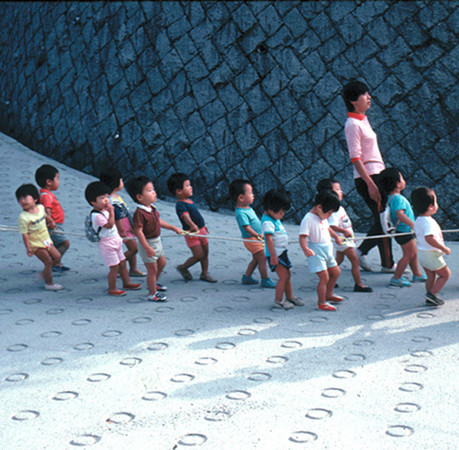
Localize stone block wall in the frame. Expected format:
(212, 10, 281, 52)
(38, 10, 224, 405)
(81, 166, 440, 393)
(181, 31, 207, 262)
(0, 1, 457, 233)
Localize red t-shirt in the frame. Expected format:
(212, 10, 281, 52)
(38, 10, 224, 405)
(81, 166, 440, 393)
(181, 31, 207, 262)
(39, 189, 65, 224)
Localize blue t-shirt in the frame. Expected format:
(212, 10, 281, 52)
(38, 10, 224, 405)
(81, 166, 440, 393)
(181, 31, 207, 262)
(235, 207, 261, 238)
(389, 194, 414, 233)
(261, 213, 288, 258)
(176, 200, 205, 230)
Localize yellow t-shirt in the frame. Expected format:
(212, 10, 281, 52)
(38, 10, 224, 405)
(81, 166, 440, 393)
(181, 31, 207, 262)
(18, 204, 52, 250)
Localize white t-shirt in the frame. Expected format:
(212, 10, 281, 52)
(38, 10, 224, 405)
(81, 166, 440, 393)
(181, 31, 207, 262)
(414, 216, 444, 252)
(299, 212, 331, 244)
(92, 210, 119, 239)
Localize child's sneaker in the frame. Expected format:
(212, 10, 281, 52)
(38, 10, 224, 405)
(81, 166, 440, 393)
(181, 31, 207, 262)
(318, 302, 336, 311)
(273, 299, 294, 310)
(148, 292, 168, 302)
(412, 274, 428, 283)
(109, 289, 126, 296)
(123, 283, 141, 290)
(287, 296, 304, 306)
(425, 291, 444, 306)
(242, 274, 258, 285)
(129, 270, 146, 277)
(390, 276, 412, 287)
(44, 283, 63, 291)
(260, 278, 276, 288)
(356, 249, 373, 272)
(176, 265, 192, 281)
(53, 265, 70, 273)
(156, 283, 168, 292)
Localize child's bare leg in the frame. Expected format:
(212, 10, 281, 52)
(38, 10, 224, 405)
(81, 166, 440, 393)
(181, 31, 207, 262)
(254, 251, 268, 279)
(124, 239, 139, 273)
(274, 264, 290, 302)
(156, 255, 166, 283)
(316, 270, 329, 306)
(119, 259, 133, 287)
(145, 262, 158, 295)
(245, 256, 258, 277)
(326, 265, 341, 297)
(344, 248, 366, 287)
(335, 251, 344, 266)
(407, 248, 422, 277)
(180, 244, 201, 270)
(35, 248, 54, 284)
(394, 241, 417, 279)
(424, 268, 435, 293)
(108, 264, 119, 292)
(200, 243, 209, 276)
(430, 266, 450, 295)
(57, 240, 70, 257)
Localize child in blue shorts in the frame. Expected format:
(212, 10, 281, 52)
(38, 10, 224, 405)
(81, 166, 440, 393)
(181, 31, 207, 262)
(261, 189, 303, 310)
(299, 190, 342, 311)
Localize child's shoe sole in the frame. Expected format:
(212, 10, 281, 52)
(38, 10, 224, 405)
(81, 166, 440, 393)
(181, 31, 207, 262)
(109, 290, 126, 296)
(318, 302, 336, 311)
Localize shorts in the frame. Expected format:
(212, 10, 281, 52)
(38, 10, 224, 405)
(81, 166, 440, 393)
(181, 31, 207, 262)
(307, 242, 337, 273)
(333, 238, 355, 253)
(267, 250, 292, 272)
(243, 237, 264, 255)
(184, 226, 208, 248)
(418, 250, 447, 272)
(119, 217, 136, 241)
(98, 235, 126, 267)
(49, 224, 68, 247)
(138, 236, 164, 264)
(395, 234, 414, 246)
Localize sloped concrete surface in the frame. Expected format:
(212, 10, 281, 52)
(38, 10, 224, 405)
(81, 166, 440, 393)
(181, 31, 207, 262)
(0, 132, 458, 449)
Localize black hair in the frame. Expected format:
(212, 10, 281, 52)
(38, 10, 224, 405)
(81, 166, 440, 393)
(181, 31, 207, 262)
(167, 173, 189, 195)
(100, 166, 122, 193)
(380, 167, 402, 195)
(125, 176, 152, 203)
(342, 80, 369, 112)
(262, 189, 291, 213)
(229, 179, 251, 203)
(84, 181, 110, 205)
(313, 190, 340, 213)
(15, 184, 39, 202)
(316, 178, 339, 192)
(35, 164, 58, 188)
(411, 187, 436, 216)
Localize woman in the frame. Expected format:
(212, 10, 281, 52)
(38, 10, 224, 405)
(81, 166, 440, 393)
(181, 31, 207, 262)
(342, 80, 394, 272)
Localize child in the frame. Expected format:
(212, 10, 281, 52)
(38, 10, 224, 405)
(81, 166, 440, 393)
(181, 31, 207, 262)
(35, 164, 70, 272)
(261, 189, 303, 310)
(411, 187, 451, 306)
(100, 167, 145, 277)
(16, 184, 63, 290)
(229, 179, 275, 288)
(84, 181, 141, 296)
(317, 178, 372, 293)
(126, 176, 182, 302)
(167, 173, 217, 283)
(380, 168, 426, 287)
(299, 190, 342, 311)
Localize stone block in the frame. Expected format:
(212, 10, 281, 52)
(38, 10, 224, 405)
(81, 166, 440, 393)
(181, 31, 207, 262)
(200, 97, 227, 127)
(399, 20, 429, 47)
(167, 16, 191, 43)
(209, 117, 235, 149)
(160, 1, 185, 26)
(252, 106, 282, 137)
(192, 78, 217, 108)
(257, 5, 283, 36)
(158, 107, 181, 139)
(314, 72, 342, 105)
(183, 111, 206, 143)
(234, 121, 259, 154)
(354, 1, 389, 25)
(283, 7, 309, 39)
(233, 63, 259, 94)
(214, 143, 244, 171)
(216, 82, 243, 113)
(207, 2, 229, 28)
(189, 19, 214, 50)
(174, 33, 198, 65)
(129, 81, 152, 111)
(214, 20, 238, 53)
(346, 34, 380, 66)
(412, 44, 444, 69)
(328, 2, 356, 22)
(245, 144, 272, 179)
(238, 24, 267, 55)
(185, 55, 210, 84)
(244, 84, 272, 115)
(232, 3, 257, 33)
(310, 11, 335, 42)
(366, 16, 394, 48)
(262, 66, 288, 97)
(275, 47, 302, 79)
(224, 45, 249, 74)
(384, 2, 418, 28)
(145, 66, 167, 95)
(301, 52, 326, 81)
(198, 40, 221, 71)
(186, 1, 205, 27)
(337, 13, 362, 45)
(265, 25, 293, 51)
(271, 151, 305, 183)
(175, 96, 197, 121)
(274, 88, 300, 121)
(168, 70, 191, 103)
(373, 75, 403, 107)
(310, 113, 342, 148)
(190, 135, 216, 164)
(291, 29, 321, 54)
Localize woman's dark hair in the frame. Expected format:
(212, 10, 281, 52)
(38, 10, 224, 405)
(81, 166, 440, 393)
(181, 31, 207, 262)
(342, 80, 369, 112)
(16, 184, 39, 201)
(262, 189, 291, 213)
(229, 179, 251, 203)
(84, 181, 110, 205)
(167, 173, 189, 195)
(411, 187, 436, 216)
(100, 166, 123, 193)
(313, 190, 340, 213)
(126, 176, 152, 203)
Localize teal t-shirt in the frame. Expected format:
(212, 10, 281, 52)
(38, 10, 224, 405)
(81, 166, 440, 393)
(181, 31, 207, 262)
(389, 194, 414, 233)
(235, 207, 261, 238)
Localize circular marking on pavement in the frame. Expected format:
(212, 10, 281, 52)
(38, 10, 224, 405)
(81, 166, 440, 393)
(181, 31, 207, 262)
(15, 319, 34, 325)
(127, 297, 143, 304)
(214, 306, 233, 312)
(233, 296, 250, 303)
(87, 373, 111, 382)
(380, 293, 396, 299)
(132, 316, 151, 324)
(215, 342, 235, 350)
(0, 308, 13, 314)
(306, 408, 333, 420)
(23, 298, 42, 304)
(52, 391, 79, 401)
(142, 391, 167, 401)
(20, 269, 36, 275)
(171, 373, 195, 383)
(386, 425, 414, 437)
(289, 431, 318, 443)
(73, 342, 94, 351)
(310, 316, 329, 323)
(69, 434, 101, 446)
(195, 357, 217, 365)
(215, 264, 228, 269)
(72, 319, 91, 326)
(367, 314, 384, 320)
(180, 296, 198, 302)
(120, 357, 142, 367)
(404, 364, 427, 373)
(203, 288, 219, 293)
(5, 372, 29, 382)
(394, 403, 421, 413)
(266, 355, 288, 364)
(46, 308, 65, 315)
(226, 390, 251, 400)
(147, 342, 168, 351)
(223, 280, 238, 285)
(333, 369, 356, 379)
(247, 372, 272, 381)
(353, 339, 374, 347)
(281, 340, 302, 349)
(107, 412, 135, 424)
(177, 433, 207, 446)
(238, 328, 257, 336)
(253, 317, 273, 324)
(205, 410, 230, 422)
(6, 288, 22, 294)
(101, 330, 122, 338)
(41, 357, 63, 366)
(82, 278, 98, 284)
(7, 343, 28, 352)
(410, 350, 433, 358)
(322, 388, 346, 398)
(41, 331, 62, 338)
(11, 410, 40, 421)
(375, 303, 391, 310)
(75, 297, 93, 304)
(344, 353, 366, 361)
(410, 336, 432, 343)
(175, 329, 195, 337)
(156, 306, 174, 313)
(417, 312, 435, 319)
(399, 382, 423, 392)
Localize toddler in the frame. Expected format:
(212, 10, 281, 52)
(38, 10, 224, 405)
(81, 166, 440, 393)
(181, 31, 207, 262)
(411, 187, 451, 306)
(16, 184, 63, 290)
(299, 190, 342, 311)
(84, 181, 141, 296)
(317, 178, 372, 293)
(261, 189, 303, 310)
(229, 179, 275, 288)
(167, 173, 217, 283)
(35, 164, 70, 272)
(126, 176, 181, 302)
(380, 168, 426, 287)
(100, 167, 145, 277)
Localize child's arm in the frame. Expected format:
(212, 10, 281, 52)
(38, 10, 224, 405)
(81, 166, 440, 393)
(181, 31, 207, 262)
(21, 234, 33, 257)
(264, 234, 278, 265)
(44, 207, 56, 229)
(395, 209, 414, 230)
(100, 204, 116, 229)
(134, 225, 156, 257)
(424, 235, 451, 255)
(330, 224, 352, 238)
(181, 213, 199, 233)
(243, 225, 263, 240)
(329, 227, 343, 245)
(299, 234, 315, 257)
(160, 219, 182, 234)
(115, 218, 127, 237)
